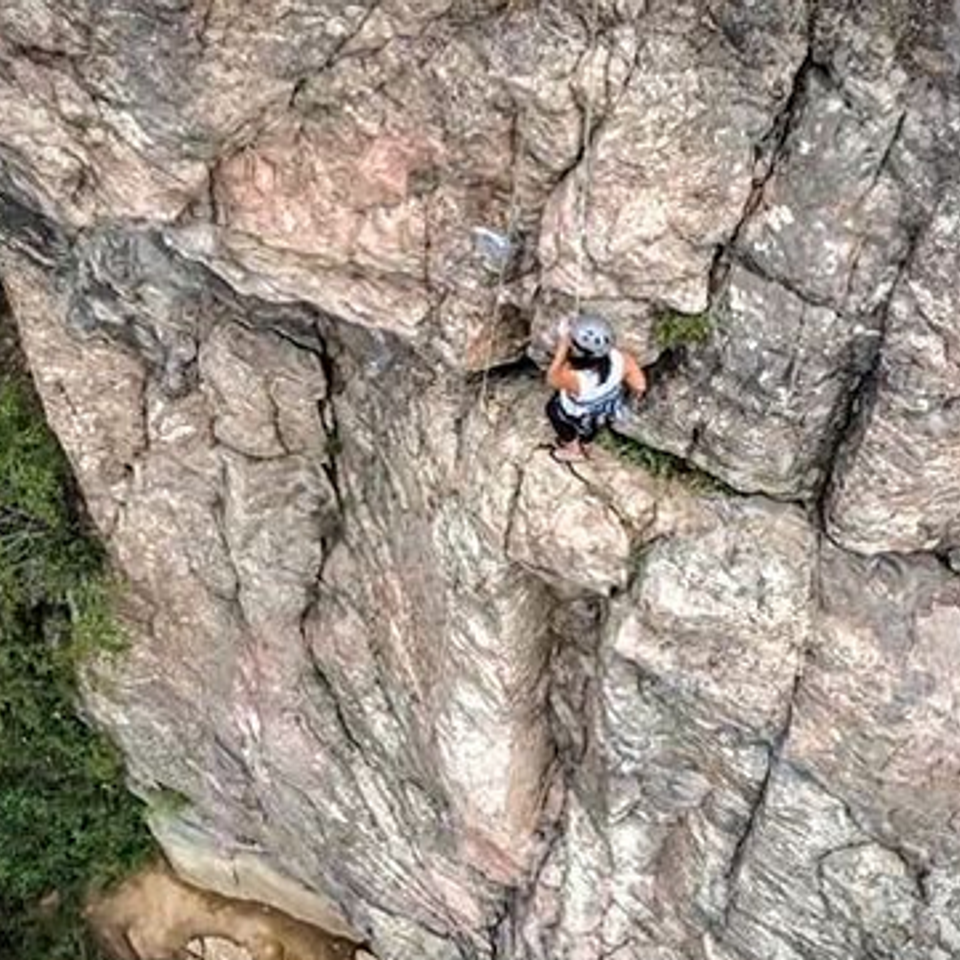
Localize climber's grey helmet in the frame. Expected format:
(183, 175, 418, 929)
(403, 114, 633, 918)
(571, 314, 614, 357)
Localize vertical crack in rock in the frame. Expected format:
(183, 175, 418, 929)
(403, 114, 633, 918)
(470, 552, 615, 958)
(709, 44, 815, 299)
(306, 653, 366, 759)
(510, 592, 613, 958)
(193, 0, 215, 53)
(207, 481, 242, 606)
(540, 13, 641, 210)
(491, 793, 568, 959)
(721, 522, 825, 926)
(294, 320, 347, 660)
(313, 320, 348, 562)
(192, 158, 221, 228)
(834, 103, 907, 310)
(797, 530, 934, 905)
(864, 109, 908, 200)
(721, 666, 802, 925)
(214, 457, 254, 635)
(501, 461, 527, 555)
(813, 216, 927, 529)
(288, 0, 384, 109)
(706, 0, 827, 305)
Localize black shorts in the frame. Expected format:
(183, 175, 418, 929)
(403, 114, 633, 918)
(546, 393, 602, 444)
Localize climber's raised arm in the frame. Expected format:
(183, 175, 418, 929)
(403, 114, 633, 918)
(546, 328, 580, 395)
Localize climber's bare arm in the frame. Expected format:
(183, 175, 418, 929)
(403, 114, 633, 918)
(547, 334, 580, 394)
(623, 353, 647, 396)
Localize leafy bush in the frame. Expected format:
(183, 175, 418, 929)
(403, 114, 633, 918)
(0, 378, 154, 959)
(652, 309, 712, 350)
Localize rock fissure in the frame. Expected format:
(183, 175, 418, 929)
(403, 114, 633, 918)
(3, 39, 82, 68)
(721, 653, 806, 925)
(539, 24, 629, 227)
(729, 249, 838, 312)
(708, 44, 815, 299)
(206, 485, 242, 604)
(192, 0, 216, 54)
(288, 1, 385, 111)
(865, 110, 908, 201)
(305, 654, 367, 761)
(501, 461, 527, 555)
(815, 214, 929, 529)
(315, 331, 348, 524)
(215, 465, 257, 637)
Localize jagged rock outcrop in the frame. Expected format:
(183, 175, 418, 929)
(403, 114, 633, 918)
(2, 2, 960, 959)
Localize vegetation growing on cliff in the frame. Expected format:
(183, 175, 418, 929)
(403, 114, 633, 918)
(599, 430, 732, 495)
(652, 308, 712, 350)
(0, 378, 154, 959)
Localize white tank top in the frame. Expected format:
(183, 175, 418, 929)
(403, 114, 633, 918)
(560, 349, 625, 416)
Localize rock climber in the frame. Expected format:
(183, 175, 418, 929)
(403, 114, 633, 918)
(545, 314, 647, 462)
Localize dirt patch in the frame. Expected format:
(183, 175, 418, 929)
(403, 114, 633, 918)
(86, 862, 363, 960)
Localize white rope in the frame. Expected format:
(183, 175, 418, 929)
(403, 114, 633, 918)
(454, 7, 534, 492)
(573, 0, 601, 317)
(475, 0, 602, 420)
(477, 109, 525, 412)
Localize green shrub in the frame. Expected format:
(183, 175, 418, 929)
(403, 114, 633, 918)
(0, 378, 154, 959)
(652, 309, 712, 350)
(598, 430, 732, 495)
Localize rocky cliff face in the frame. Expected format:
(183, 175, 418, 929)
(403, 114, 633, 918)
(2, 2, 960, 958)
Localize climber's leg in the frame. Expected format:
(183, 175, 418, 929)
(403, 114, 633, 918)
(578, 416, 601, 459)
(546, 396, 586, 462)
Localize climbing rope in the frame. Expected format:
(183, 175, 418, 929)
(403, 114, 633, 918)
(452, 10, 533, 494)
(466, 0, 603, 432)
(476, 108, 526, 413)
(573, 0, 601, 317)
(477, 0, 603, 403)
